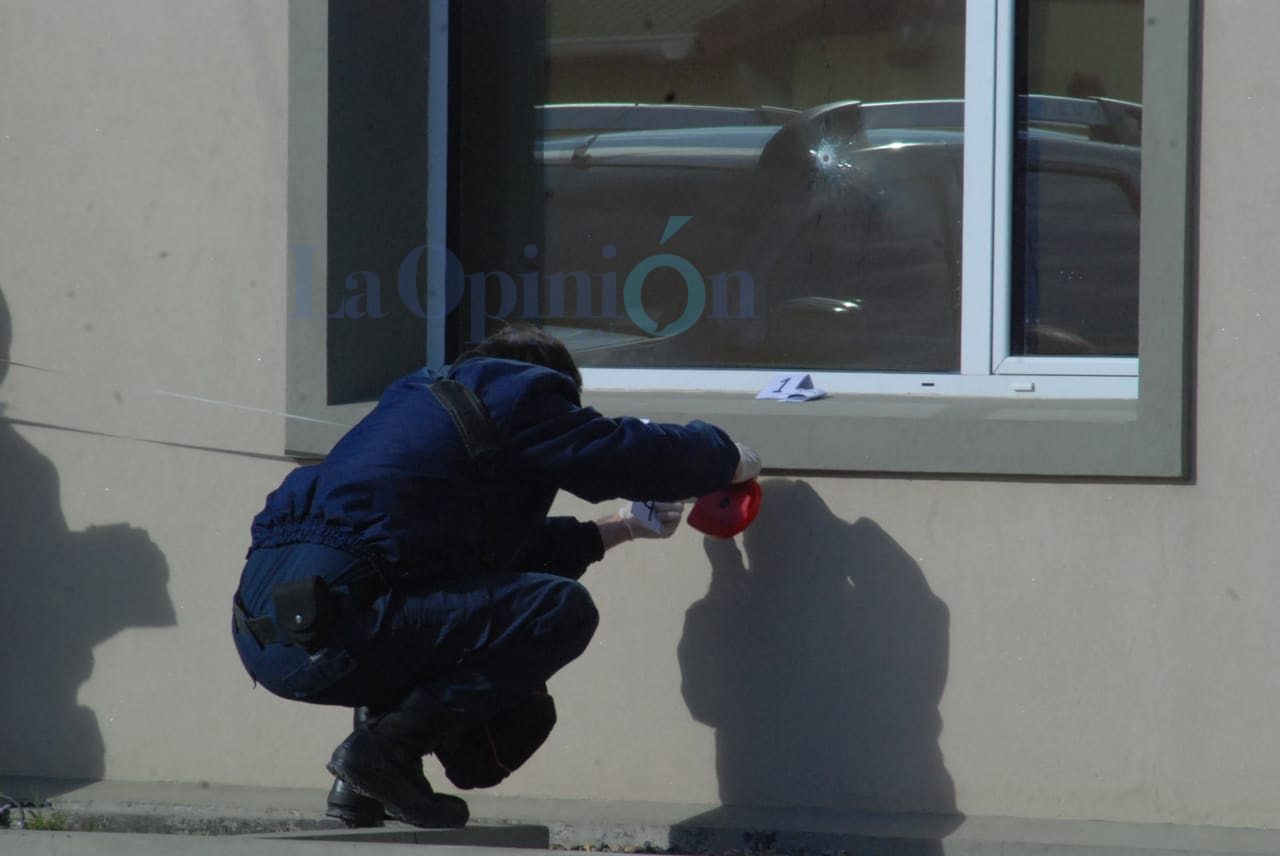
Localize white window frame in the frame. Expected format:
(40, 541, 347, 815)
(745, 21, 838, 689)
(531, 0, 1137, 401)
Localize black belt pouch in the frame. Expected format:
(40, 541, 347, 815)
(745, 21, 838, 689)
(272, 576, 338, 651)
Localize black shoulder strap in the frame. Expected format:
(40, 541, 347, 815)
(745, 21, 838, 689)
(429, 378, 501, 572)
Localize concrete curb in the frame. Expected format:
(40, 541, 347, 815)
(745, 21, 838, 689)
(1, 829, 557, 856)
(6, 777, 1280, 855)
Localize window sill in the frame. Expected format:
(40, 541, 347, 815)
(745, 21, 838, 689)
(582, 388, 1186, 478)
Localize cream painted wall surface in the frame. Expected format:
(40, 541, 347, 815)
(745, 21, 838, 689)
(4, 0, 1280, 837)
(0, 1, 355, 790)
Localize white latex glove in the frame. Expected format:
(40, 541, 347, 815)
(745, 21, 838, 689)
(620, 500, 685, 540)
(731, 442, 762, 483)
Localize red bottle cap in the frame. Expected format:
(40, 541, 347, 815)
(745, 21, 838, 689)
(688, 479, 763, 538)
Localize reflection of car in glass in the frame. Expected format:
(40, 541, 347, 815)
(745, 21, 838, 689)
(535, 96, 1141, 371)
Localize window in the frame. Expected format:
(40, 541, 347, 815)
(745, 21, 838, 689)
(537, 1, 971, 384)
(286, 0, 1198, 477)
(285, 0, 543, 455)
(284, 0, 449, 454)
(1012, 170, 1141, 357)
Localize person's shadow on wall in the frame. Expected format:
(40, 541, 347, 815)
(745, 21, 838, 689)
(674, 479, 961, 854)
(0, 288, 176, 796)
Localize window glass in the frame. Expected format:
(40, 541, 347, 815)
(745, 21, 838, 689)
(324, 0, 432, 404)
(1012, 0, 1144, 357)
(537, 0, 967, 371)
(1015, 170, 1140, 355)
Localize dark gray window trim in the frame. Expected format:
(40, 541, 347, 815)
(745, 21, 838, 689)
(285, 0, 447, 458)
(285, 0, 341, 458)
(285, 0, 1198, 478)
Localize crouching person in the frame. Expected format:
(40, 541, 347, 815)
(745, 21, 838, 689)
(231, 325, 762, 828)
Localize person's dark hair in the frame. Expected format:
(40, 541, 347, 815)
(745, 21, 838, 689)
(457, 323, 582, 389)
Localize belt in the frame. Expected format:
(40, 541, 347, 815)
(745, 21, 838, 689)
(233, 569, 391, 649)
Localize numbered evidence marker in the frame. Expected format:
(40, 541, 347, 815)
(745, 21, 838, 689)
(755, 373, 828, 402)
(628, 499, 668, 535)
(628, 418, 669, 534)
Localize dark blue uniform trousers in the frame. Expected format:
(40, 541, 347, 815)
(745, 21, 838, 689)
(233, 544, 599, 724)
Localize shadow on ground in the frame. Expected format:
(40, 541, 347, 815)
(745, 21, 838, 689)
(0, 287, 175, 799)
(673, 479, 962, 854)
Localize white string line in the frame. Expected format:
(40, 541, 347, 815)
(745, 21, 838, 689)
(150, 390, 354, 427)
(3, 414, 303, 463)
(1, 357, 356, 429)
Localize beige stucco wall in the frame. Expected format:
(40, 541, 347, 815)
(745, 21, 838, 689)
(3, 0, 1280, 834)
(0, 0, 342, 783)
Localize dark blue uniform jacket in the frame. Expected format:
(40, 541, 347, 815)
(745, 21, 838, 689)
(246, 357, 739, 586)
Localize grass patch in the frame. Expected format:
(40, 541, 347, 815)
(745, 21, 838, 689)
(23, 810, 67, 831)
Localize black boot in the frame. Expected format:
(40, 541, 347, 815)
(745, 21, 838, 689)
(325, 708, 387, 828)
(326, 778, 386, 828)
(326, 690, 469, 829)
(325, 706, 384, 824)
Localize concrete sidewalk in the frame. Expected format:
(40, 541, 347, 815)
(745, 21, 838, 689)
(7, 777, 1280, 855)
(1, 829, 557, 856)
